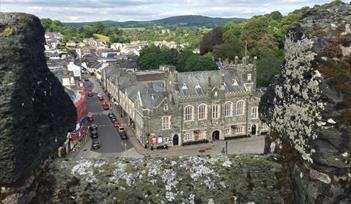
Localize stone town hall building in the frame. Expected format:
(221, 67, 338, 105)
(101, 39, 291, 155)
(101, 57, 269, 147)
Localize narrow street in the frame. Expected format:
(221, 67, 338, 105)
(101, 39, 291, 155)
(73, 75, 135, 159)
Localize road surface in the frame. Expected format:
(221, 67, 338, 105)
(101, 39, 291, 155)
(74, 77, 133, 158)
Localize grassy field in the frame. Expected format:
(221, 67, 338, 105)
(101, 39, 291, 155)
(93, 34, 110, 43)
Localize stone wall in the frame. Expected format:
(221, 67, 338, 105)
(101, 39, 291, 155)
(260, 2, 351, 203)
(31, 155, 293, 204)
(0, 13, 76, 185)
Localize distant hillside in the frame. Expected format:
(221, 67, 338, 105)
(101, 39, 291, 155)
(65, 15, 244, 28)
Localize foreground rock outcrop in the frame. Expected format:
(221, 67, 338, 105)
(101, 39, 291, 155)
(260, 1, 351, 203)
(32, 155, 292, 204)
(0, 12, 76, 187)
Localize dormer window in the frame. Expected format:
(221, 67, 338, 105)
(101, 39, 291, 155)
(247, 73, 252, 81)
(233, 79, 238, 86)
(181, 83, 188, 90)
(164, 104, 168, 111)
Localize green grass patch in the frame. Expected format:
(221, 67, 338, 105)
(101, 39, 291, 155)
(93, 34, 110, 44)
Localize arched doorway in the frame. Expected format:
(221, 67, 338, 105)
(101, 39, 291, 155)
(251, 125, 257, 135)
(212, 131, 220, 141)
(173, 135, 179, 146)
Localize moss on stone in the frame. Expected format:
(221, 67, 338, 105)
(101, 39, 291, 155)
(2, 26, 13, 36)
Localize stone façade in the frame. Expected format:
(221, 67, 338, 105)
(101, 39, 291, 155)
(102, 60, 269, 148)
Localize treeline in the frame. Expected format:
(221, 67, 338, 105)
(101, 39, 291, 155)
(199, 8, 309, 87)
(122, 27, 205, 49)
(41, 19, 128, 44)
(137, 45, 217, 72)
(41, 19, 203, 48)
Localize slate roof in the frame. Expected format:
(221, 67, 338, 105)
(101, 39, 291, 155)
(109, 68, 249, 109)
(177, 70, 245, 97)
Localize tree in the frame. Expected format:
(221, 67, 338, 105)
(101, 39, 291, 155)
(137, 45, 217, 72)
(200, 27, 223, 54)
(256, 55, 283, 87)
(268, 11, 283, 21)
(199, 6, 310, 87)
(240, 16, 270, 56)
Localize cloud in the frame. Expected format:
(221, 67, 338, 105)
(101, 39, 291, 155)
(1, 0, 349, 22)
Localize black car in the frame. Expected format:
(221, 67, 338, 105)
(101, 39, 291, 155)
(120, 132, 128, 140)
(90, 129, 98, 139)
(89, 124, 98, 131)
(108, 113, 116, 119)
(119, 127, 128, 140)
(91, 140, 101, 150)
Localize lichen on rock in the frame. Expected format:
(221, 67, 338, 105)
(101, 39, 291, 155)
(31, 155, 293, 204)
(260, 1, 351, 203)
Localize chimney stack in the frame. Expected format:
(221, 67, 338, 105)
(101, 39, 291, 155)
(220, 74, 225, 90)
(242, 56, 247, 65)
(208, 76, 212, 91)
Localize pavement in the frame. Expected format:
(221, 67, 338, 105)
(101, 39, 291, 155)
(72, 74, 266, 159)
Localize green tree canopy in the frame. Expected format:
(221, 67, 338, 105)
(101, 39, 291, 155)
(137, 45, 217, 72)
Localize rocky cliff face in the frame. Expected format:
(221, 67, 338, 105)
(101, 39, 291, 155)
(0, 13, 76, 186)
(260, 2, 351, 203)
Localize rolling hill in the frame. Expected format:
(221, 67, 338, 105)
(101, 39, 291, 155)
(65, 15, 244, 28)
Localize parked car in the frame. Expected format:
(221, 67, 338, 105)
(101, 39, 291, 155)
(118, 126, 128, 140)
(101, 101, 109, 110)
(89, 124, 98, 131)
(113, 120, 120, 128)
(91, 140, 101, 150)
(90, 130, 98, 139)
(108, 112, 116, 119)
(108, 113, 117, 122)
(88, 92, 93, 97)
(87, 114, 94, 122)
(97, 94, 104, 101)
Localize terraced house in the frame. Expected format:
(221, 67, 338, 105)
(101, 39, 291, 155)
(102, 57, 269, 148)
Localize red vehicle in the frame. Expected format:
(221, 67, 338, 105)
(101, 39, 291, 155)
(113, 120, 120, 128)
(101, 101, 109, 110)
(97, 94, 104, 101)
(88, 92, 93, 97)
(87, 114, 94, 122)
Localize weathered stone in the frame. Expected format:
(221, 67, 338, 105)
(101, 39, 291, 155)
(0, 13, 76, 185)
(31, 155, 293, 204)
(260, 1, 351, 203)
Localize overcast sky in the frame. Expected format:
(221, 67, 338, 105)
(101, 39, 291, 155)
(0, 0, 349, 22)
